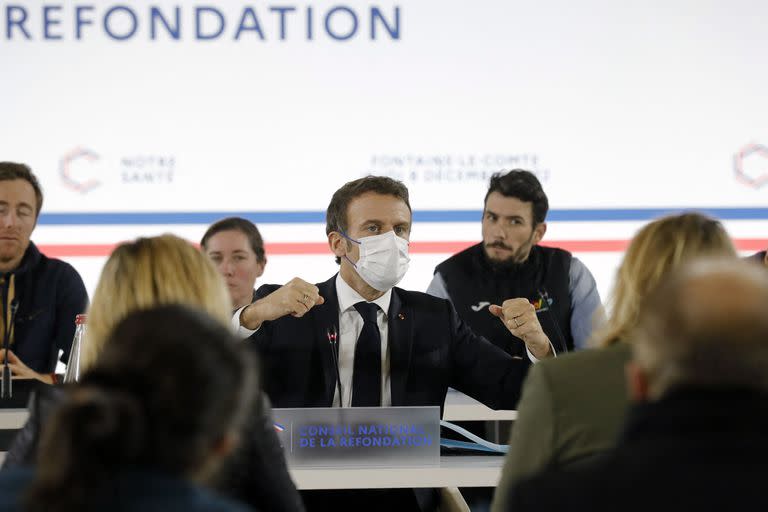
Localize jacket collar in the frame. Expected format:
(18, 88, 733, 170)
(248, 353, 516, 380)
(11, 241, 41, 276)
(335, 274, 392, 315)
(312, 275, 343, 406)
(387, 286, 413, 406)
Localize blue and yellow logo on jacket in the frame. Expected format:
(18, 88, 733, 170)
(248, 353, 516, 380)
(530, 293, 553, 313)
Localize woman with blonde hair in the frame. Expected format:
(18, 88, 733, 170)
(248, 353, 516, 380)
(3, 235, 304, 512)
(492, 212, 737, 512)
(592, 213, 736, 349)
(83, 234, 232, 367)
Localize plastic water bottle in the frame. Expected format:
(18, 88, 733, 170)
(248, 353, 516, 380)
(63, 314, 87, 384)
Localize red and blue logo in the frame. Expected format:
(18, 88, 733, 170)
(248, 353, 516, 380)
(59, 146, 101, 194)
(734, 143, 768, 189)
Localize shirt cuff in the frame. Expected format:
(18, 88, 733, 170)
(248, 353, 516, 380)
(232, 305, 258, 339)
(527, 341, 557, 363)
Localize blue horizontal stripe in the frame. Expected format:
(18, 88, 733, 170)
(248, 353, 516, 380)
(36, 208, 768, 225)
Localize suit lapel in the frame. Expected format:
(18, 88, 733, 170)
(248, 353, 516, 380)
(312, 275, 340, 406)
(388, 288, 413, 406)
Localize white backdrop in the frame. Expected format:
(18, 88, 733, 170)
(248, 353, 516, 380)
(1, 0, 767, 305)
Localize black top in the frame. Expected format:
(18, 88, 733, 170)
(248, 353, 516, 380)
(435, 243, 574, 354)
(505, 388, 768, 512)
(9, 242, 88, 372)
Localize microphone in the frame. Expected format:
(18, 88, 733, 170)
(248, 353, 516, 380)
(9, 299, 18, 338)
(326, 325, 343, 405)
(1, 275, 14, 399)
(538, 289, 569, 354)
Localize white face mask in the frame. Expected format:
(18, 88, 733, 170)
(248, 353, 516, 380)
(342, 230, 410, 292)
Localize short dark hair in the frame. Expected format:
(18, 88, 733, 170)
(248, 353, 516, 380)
(485, 169, 548, 225)
(325, 175, 411, 235)
(0, 161, 44, 216)
(200, 217, 266, 263)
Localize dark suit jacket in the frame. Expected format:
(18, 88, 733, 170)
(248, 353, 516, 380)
(251, 275, 529, 413)
(13, 242, 88, 373)
(502, 388, 768, 512)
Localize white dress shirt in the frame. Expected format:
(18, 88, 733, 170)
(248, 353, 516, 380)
(231, 274, 392, 407)
(334, 274, 392, 407)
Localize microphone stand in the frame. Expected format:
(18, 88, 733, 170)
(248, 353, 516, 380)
(326, 325, 342, 405)
(1, 274, 12, 399)
(538, 289, 569, 354)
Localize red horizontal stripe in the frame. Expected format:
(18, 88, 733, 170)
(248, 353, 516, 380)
(39, 244, 118, 256)
(37, 239, 767, 258)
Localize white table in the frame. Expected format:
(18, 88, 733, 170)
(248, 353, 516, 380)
(442, 390, 517, 421)
(289, 455, 504, 489)
(0, 409, 30, 465)
(1, 392, 513, 426)
(0, 452, 505, 490)
(1, 440, 504, 488)
(0, 409, 29, 430)
(285, 392, 513, 490)
(0, 393, 516, 475)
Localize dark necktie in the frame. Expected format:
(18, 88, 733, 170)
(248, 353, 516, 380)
(351, 301, 382, 407)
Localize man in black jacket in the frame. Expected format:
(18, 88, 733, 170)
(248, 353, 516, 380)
(0, 162, 88, 382)
(233, 175, 550, 410)
(503, 258, 768, 512)
(233, 176, 551, 511)
(428, 169, 603, 357)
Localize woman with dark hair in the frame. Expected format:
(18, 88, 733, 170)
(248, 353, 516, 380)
(0, 305, 257, 511)
(201, 217, 267, 310)
(2, 235, 305, 512)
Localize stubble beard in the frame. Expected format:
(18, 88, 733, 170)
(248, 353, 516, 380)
(483, 235, 535, 273)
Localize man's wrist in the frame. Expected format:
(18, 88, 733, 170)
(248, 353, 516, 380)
(528, 336, 553, 359)
(33, 372, 56, 385)
(240, 301, 265, 330)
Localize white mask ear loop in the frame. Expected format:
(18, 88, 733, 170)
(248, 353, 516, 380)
(338, 230, 361, 268)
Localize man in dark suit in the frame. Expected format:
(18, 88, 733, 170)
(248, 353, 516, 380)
(232, 176, 553, 511)
(501, 258, 768, 512)
(233, 175, 551, 410)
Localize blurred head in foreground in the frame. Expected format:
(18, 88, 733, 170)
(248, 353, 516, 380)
(629, 258, 768, 401)
(594, 212, 736, 347)
(27, 305, 257, 511)
(84, 234, 232, 369)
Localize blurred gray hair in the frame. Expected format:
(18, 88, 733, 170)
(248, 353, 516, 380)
(632, 257, 768, 399)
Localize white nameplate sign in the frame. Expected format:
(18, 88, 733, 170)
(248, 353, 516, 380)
(272, 406, 440, 468)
